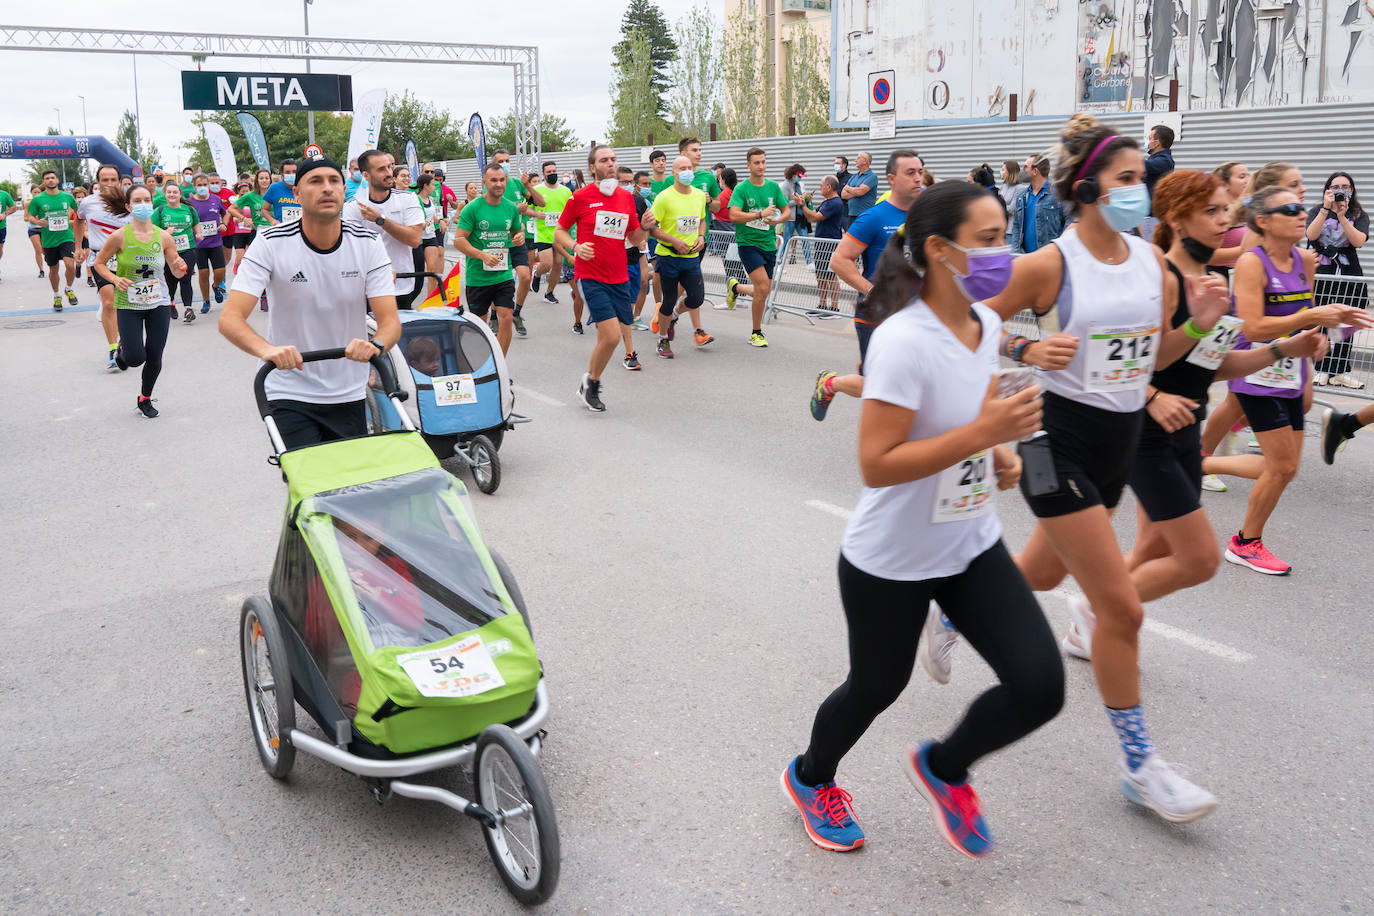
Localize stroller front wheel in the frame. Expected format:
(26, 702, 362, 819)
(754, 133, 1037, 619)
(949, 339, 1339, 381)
(474, 724, 560, 905)
(468, 434, 501, 494)
(239, 596, 296, 779)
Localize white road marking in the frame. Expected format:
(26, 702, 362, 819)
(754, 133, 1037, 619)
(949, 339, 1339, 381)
(512, 384, 564, 408)
(803, 499, 852, 520)
(803, 503, 1253, 662)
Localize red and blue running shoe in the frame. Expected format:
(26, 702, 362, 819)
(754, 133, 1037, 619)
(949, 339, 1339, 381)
(904, 742, 993, 858)
(780, 756, 865, 852)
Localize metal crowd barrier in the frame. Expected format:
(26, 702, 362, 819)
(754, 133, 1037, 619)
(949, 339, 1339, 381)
(1311, 273, 1372, 398)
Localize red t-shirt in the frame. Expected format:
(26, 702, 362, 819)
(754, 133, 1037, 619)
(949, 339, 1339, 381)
(215, 188, 238, 236)
(713, 188, 733, 226)
(558, 185, 640, 285)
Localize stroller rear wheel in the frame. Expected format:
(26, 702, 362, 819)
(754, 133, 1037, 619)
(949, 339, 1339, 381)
(468, 434, 501, 494)
(240, 596, 296, 779)
(474, 725, 560, 905)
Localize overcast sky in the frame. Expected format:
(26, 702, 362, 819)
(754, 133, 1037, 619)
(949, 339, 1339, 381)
(1, 0, 706, 184)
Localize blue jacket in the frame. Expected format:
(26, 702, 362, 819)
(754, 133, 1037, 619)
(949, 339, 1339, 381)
(1008, 183, 1067, 254)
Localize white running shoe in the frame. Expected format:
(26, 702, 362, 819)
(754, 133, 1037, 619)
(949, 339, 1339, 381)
(1247, 430, 1261, 451)
(1200, 474, 1227, 492)
(917, 603, 958, 685)
(1062, 595, 1095, 661)
(1331, 374, 1366, 390)
(1119, 754, 1219, 823)
(1313, 371, 1329, 386)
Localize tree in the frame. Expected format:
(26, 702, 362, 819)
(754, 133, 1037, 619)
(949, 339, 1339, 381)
(24, 127, 91, 187)
(613, 0, 678, 121)
(667, 3, 722, 139)
(720, 5, 772, 139)
(114, 109, 163, 174)
(378, 91, 474, 163)
(485, 110, 581, 155)
(0, 179, 19, 201)
(781, 22, 831, 136)
(607, 30, 668, 146)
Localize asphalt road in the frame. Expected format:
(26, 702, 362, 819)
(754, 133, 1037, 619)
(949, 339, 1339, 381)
(2, 222, 1371, 914)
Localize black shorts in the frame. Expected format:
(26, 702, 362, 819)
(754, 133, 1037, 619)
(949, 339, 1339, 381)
(28, 225, 42, 238)
(1019, 392, 1144, 518)
(535, 242, 555, 252)
(1129, 413, 1205, 522)
(42, 241, 75, 266)
(224, 232, 254, 250)
(510, 242, 530, 270)
(269, 398, 366, 450)
(1235, 391, 1305, 433)
(419, 235, 441, 250)
(94, 270, 114, 292)
(191, 246, 226, 271)
(466, 280, 516, 317)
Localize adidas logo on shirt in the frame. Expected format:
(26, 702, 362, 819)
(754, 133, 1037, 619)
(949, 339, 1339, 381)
(290, 270, 308, 283)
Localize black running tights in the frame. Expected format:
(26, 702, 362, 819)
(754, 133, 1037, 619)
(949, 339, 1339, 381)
(117, 305, 171, 397)
(800, 542, 1064, 786)
(164, 264, 192, 309)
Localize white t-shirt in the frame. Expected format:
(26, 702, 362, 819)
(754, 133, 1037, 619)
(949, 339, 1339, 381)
(77, 195, 130, 252)
(231, 220, 393, 405)
(341, 190, 425, 295)
(841, 300, 1004, 581)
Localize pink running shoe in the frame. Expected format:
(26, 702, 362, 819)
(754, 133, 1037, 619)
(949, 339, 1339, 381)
(1224, 536, 1291, 576)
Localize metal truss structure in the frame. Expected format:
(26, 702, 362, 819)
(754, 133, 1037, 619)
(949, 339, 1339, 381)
(0, 24, 542, 170)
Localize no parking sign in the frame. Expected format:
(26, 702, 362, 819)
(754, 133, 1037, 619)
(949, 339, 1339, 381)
(869, 70, 896, 113)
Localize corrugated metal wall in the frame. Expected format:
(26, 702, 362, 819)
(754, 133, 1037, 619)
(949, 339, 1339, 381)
(443, 102, 1373, 249)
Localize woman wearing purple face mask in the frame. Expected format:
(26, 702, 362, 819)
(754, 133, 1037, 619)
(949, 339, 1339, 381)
(781, 181, 1062, 860)
(986, 113, 1230, 825)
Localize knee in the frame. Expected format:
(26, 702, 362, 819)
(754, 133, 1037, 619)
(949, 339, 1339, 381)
(1180, 540, 1221, 586)
(658, 300, 675, 317)
(1097, 594, 1146, 635)
(1018, 661, 1066, 726)
(1019, 565, 1066, 593)
(123, 352, 147, 368)
(1267, 457, 1300, 481)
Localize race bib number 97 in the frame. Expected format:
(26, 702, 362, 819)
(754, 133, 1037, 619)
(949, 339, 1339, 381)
(594, 211, 629, 240)
(432, 373, 477, 405)
(1085, 322, 1158, 392)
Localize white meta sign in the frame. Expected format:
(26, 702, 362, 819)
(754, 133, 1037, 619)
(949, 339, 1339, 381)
(217, 76, 310, 108)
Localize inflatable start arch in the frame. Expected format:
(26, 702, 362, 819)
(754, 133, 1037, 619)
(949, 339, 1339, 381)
(0, 135, 140, 178)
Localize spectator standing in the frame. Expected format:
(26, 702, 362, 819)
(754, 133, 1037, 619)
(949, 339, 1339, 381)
(833, 155, 851, 193)
(999, 160, 1023, 208)
(1007, 153, 1066, 254)
(780, 163, 809, 265)
(1308, 171, 1369, 388)
(1144, 124, 1177, 198)
(800, 175, 845, 311)
(840, 151, 878, 229)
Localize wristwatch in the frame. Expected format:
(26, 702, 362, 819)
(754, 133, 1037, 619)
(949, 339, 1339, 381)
(373, 215, 385, 227)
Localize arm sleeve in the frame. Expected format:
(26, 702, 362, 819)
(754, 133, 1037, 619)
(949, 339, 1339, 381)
(231, 238, 273, 296)
(364, 238, 395, 297)
(860, 324, 924, 412)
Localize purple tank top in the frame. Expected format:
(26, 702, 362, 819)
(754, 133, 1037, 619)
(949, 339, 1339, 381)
(1228, 246, 1310, 399)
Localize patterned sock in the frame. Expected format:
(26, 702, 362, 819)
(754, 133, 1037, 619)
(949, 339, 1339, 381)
(822, 374, 836, 395)
(1340, 411, 1364, 437)
(1106, 705, 1155, 771)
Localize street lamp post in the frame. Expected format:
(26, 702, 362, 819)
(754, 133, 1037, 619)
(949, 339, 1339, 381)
(304, 0, 315, 145)
(77, 95, 87, 134)
(53, 107, 66, 185)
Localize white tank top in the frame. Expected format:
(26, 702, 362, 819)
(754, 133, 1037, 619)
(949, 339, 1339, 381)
(1037, 226, 1163, 413)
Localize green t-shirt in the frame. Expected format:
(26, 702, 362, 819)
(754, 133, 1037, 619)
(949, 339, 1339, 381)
(0, 190, 15, 214)
(649, 186, 708, 257)
(501, 174, 528, 209)
(532, 184, 573, 245)
(27, 191, 77, 247)
(152, 191, 166, 209)
(690, 169, 721, 201)
(649, 176, 674, 201)
(235, 191, 269, 228)
(731, 179, 788, 250)
(456, 196, 520, 287)
(153, 203, 197, 254)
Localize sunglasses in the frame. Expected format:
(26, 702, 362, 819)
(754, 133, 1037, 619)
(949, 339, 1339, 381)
(1262, 203, 1305, 217)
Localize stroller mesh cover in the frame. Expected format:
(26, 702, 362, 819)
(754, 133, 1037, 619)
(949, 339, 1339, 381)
(274, 432, 539, 753)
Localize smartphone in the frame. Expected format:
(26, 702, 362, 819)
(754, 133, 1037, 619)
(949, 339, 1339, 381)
(1018, 436, 1060, 497)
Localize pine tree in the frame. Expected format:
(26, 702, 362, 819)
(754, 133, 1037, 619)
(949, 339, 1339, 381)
(613, 0, 678, 121)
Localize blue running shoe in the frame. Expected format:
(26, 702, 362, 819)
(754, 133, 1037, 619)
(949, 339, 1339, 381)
(780, 756, 865, 852)
(214, 282, 225, 303)
(200, 300, 211, 314)
(904, 742, 993, 858)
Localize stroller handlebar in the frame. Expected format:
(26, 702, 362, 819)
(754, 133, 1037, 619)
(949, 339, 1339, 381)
(253, 348, 404, 419)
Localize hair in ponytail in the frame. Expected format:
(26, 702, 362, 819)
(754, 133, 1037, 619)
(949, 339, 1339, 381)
(863, 181, 995, 328)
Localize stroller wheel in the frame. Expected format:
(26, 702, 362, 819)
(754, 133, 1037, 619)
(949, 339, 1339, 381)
(240, 596, 296, 779)
(469, 434, 501, 495)
(475, 724, 560, 905)
(489, 549, 532, 637)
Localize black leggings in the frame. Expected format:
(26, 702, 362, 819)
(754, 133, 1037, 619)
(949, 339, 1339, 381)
(164, 264, 192, 309)
(117, 306, 172, 397)
(801, 543, 1064, 786)
(657, 260, 706, 316)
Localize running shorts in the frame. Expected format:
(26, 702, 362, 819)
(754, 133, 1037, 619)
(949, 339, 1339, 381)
(1129, 413, 1205, 522)
(738, 244, 777, 279)
(42, 241, 76, 266)
(1019, 392, 1144, 518)
(465, 279, 516, 317)
(1235, 391, 1305, 433)
(191, 246, 226, 270)
(578, 277, 633, 325)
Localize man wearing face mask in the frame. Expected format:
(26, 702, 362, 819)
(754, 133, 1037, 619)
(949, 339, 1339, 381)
(648, 155, 712, 360)
(188, 173, 230, 314)
(556, 144, 647, 411)
(345, 159, 363, 199)
(531, 160, 573, 306)
(263, 159, 301, 223)
(833, 155, 851, 192)
(490, 149, 545, 336)
(342, 149, 425, 308)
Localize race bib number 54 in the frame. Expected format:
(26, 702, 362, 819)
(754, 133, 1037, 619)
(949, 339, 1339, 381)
(396, 634, 506, 699)
(931, 450, 994, 524)
(1085, 322, 1158, 391)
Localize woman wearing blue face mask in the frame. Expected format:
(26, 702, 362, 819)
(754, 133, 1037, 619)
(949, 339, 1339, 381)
(93, 185, 189, 418)
(987, 113, 1225, 824)
(782, 182, 1062, 859)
